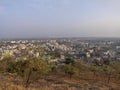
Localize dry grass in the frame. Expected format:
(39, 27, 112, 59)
(0, 72, 119, 90)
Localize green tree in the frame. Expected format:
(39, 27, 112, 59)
(112, 62, 120, 81)
(64, 58, 74, 65)
(101, 65, 112, 84)
(62, 64, 79, 78)
(24, 58, 50, 88)
(89, 65, 98, 80)
(6, 57, 51, 88)
(0, 56, 14, 72)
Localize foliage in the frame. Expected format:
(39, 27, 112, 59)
(103, 60, 110, 65)
(64, 58, 74, 65)
(89, 65, 98, 75)
(74, 61, 88, 72)
(1, 57, 51, 88)
(112, 62, 120, 80)
(0, 56, 15, 72)
(62, 64, 79, 78)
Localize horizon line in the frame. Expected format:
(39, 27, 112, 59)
(1, 36, 120, 40)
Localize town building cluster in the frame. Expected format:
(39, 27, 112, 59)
(0, 38, 120, 65)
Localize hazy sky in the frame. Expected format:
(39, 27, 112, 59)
(0, 0, 120, 38)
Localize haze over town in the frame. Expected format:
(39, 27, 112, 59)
(0, 0, 120, 39)
(1, 1, 120, 90)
